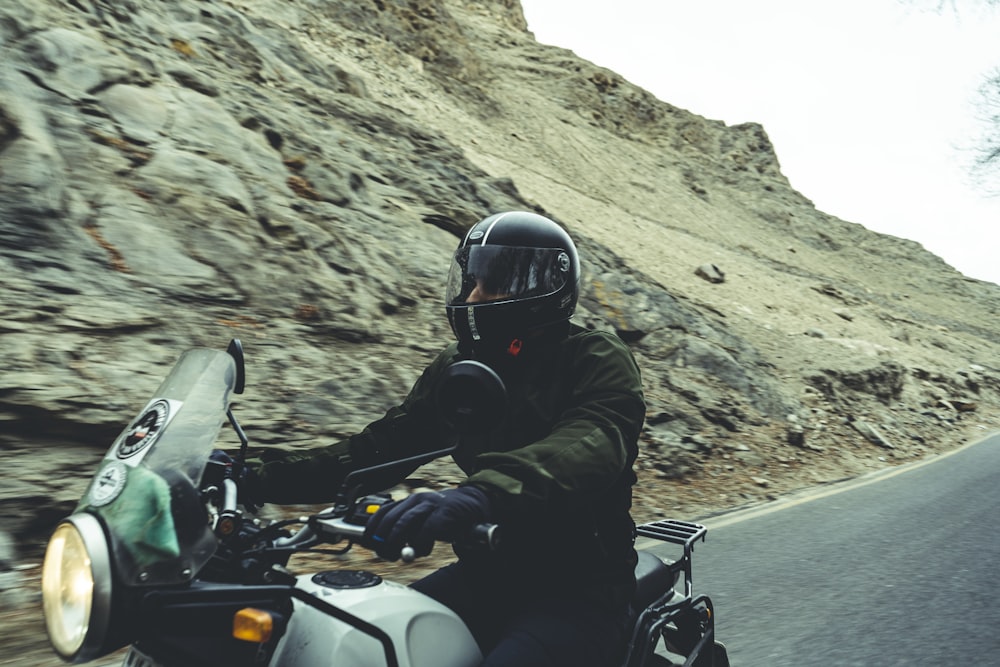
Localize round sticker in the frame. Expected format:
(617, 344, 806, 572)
(117, 400, 169, 459)
(89, 460, 128, 507)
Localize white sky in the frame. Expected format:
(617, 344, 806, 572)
(520, 0, 1000, 286)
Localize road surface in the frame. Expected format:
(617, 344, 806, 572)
(650, 432, 1000, 666)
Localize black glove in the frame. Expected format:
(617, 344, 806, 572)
(203, 449, 263, 513)
(364, 486, 492, 561)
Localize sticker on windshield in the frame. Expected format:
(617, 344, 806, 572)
(115, 399, 178, 463)
(88, 460, 128, 507)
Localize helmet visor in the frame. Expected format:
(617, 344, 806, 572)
(446, 245, 571, 306)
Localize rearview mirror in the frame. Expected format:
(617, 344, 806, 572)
(435, 360, 507, 435)
(227, 339, 246, 395)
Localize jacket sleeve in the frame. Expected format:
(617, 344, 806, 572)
(464, 331, 645, 517)
(251, 348, 458, 505)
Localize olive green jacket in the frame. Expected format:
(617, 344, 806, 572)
(254, 324, 645, 591)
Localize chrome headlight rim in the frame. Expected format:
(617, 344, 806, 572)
(42, 512, 114, 662)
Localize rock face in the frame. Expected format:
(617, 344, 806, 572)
(2, 0, 999, 575)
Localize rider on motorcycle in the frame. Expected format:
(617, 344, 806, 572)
(248, 211, 646, 666)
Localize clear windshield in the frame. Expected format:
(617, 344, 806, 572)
(77, 348, 237, 586)
(446, 245, 570, 305)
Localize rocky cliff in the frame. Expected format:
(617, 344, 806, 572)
(1, 1, 999, 655)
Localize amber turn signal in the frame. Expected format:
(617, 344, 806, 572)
(233, 607, 273, 643)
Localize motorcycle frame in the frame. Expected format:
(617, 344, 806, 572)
(128, 523, 723, 667)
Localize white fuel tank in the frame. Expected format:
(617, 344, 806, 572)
(270, 570, 482, 667)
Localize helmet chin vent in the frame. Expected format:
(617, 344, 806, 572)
(466, 306, 481, 341)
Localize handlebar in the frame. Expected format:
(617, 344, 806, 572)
(270, 512, 500, 561)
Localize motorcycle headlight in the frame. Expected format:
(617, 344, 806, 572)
(42, 513, 113, 662)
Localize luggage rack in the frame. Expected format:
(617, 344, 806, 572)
(635, 520, 708, 598)
(627, 520, 719, 666)
(637, 519, 707, 547)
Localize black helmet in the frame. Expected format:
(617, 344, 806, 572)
(445, 211, 580, 350)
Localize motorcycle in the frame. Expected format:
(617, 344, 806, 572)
(41, 339, 729, 666)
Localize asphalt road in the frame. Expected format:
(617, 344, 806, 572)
(655, 432, 1000, 667)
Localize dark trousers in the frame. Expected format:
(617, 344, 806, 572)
(412, 560, 629, 667)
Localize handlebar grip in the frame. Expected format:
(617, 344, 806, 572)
(457, 523, 500, 551)
(214, 478, 242, 539)
(222, 478, 239, 513)
(402, 523, 499, 563)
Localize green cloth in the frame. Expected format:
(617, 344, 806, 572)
(99, 465, 181, 569)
